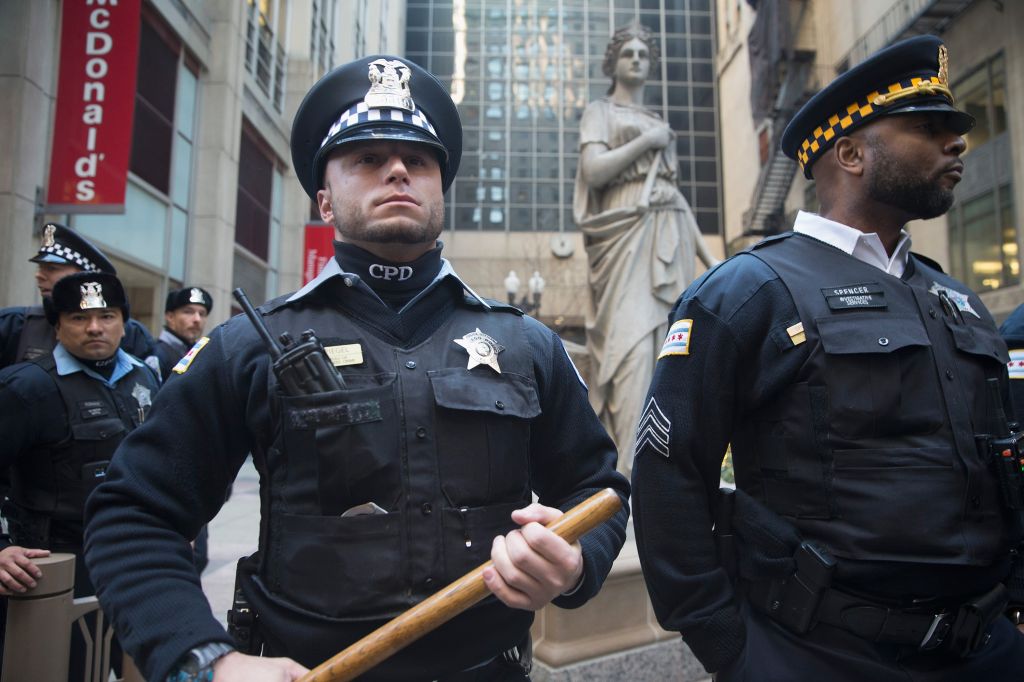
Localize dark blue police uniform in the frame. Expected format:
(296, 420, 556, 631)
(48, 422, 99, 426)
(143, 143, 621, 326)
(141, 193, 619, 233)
(632, 34, 1024, 682)
(84, 252, 629, 682)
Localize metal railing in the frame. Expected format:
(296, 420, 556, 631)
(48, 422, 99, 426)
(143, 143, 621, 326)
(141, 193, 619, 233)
(2, 554, 144, 682)
(842, 0, 974, 69)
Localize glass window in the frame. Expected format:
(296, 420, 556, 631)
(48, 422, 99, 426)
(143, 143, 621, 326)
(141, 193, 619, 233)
(244, 0, 288, 111)
(130, 21, 178, 193)
(235, 129, 275, 261)
(959, 67, 990, 150)
(233, 251, 268, 305)
(413, 0, 720, 233)
(76, 182, 168, 270)
(169, 207, 187, 281)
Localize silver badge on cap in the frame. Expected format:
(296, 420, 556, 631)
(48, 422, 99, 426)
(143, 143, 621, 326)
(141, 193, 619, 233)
(189, 288, 205, 304)
(80, 282, 107, 310)
(454, 328, 504, 374)
(43, 224, 56, 248)
(365, 59, 415, 112)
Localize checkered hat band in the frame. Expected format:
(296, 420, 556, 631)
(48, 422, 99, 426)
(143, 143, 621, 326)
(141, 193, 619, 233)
(39, 244, 97, 272)
(320, 102, 439, 148)
(797, 75, 945, 169)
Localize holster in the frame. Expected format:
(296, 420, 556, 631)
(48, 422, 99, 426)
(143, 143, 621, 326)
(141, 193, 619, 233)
(747, 541, 836, 635)
(227, 556, 263, 655)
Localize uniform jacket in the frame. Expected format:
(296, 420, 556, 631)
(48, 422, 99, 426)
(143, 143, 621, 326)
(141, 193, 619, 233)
(0, 344, 158, 554)
(633, 227, 1018, 672)
(84, 255, 629, 682)
(154, 328, 190, 381)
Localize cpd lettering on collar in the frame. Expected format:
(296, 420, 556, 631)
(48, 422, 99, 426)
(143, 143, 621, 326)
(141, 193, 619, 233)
(368, 264, 413, 281)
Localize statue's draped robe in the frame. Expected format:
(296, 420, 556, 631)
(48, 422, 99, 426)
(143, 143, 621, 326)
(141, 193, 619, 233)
(574, 98, 702, 474)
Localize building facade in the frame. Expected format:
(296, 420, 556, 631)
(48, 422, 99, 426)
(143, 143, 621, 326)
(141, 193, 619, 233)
(715, 0, 1024, 318)
(0, 0, 725, 339)
(0, 0, 403, 332)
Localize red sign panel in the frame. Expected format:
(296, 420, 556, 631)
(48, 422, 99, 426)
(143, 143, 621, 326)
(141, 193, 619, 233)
(46, 0, 142, 213)
(303, 224, 336, 285)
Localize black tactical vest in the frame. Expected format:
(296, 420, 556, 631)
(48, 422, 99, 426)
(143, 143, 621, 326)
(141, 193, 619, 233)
(251, 296, 538, 630)
(7, 355, 157, 551)
(735, 233, 1011, 565)
(14, 307, 53, 363)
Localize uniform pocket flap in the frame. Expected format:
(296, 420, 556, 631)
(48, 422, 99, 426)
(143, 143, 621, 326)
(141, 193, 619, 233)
(429, 369, 541, 419)
(70, 418, 126, 441)
(817, 314, 930, 355)
(947, 322, 1010, 364)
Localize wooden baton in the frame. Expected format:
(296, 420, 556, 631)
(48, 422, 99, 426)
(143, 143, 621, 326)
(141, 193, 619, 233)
(298, 487, 623, 682)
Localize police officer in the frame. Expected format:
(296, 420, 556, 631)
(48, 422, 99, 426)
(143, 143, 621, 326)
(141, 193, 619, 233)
(632, 36, 1024, 680)
(156, 287, 213, 381)
(84, 56, 629, 682)
(156, 286, 217, 574)
(0, 271, 158, 594)
(0, 223, 158, 370)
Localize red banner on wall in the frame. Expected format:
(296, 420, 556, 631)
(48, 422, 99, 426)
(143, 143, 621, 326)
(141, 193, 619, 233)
(303, 224, 336, 285)
(46, 0, 142, 213)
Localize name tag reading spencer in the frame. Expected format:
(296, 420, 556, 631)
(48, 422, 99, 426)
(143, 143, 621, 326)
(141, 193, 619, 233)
(821, 283, 887, 310)
(325, 343, 364, 367)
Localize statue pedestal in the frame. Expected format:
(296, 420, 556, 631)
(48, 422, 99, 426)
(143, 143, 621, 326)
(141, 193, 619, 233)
(530, 532, 707, 681)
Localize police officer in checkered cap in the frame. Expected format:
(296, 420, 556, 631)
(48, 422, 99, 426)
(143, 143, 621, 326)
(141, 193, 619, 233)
(633, 34, 1024, 680)
(85, 55, 627, 682)
(0, 223, 157, 369)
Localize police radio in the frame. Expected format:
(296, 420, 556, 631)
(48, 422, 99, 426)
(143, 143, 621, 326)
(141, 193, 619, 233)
(233, 288, 345, 395)
(983, 378, 1024, 510)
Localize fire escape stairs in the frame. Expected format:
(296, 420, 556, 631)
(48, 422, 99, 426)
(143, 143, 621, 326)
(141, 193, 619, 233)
(739, 0, 974, 245)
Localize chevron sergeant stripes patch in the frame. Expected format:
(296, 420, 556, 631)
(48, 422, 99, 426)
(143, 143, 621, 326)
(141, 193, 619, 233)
(635, 396, 671, 458)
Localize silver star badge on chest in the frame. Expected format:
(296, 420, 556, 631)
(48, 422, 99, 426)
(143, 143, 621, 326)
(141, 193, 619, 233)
(131, 383, 152, 410)
(454, 328, 504, 373)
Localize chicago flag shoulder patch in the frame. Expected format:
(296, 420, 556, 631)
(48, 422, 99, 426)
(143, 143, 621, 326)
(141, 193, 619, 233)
(658, 319, 693, 358)
(1009, 349, 1024, 380)
(635, 397, 671, 458)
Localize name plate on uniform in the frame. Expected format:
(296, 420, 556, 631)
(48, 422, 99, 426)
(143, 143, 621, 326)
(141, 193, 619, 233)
(821, 283, 887, 310)
(325, 343, 364, 367)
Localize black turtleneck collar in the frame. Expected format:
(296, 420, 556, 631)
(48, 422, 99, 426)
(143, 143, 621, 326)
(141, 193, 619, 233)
(74, 352, 119, 379)
(334, 241, 444, 309)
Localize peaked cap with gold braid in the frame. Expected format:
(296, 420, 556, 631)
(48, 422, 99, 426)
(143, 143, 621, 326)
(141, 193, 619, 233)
(781, 35, 974, 178)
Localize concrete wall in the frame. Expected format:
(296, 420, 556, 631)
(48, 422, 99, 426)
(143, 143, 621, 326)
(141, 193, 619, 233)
(0, 1, 60, 308)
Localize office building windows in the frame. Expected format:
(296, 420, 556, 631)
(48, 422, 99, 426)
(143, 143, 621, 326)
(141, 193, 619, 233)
(234, 125, 283, 304)
(949, 53, 1017, 291)
(244, 0, 289, 112)
(406, 0, 721, 234)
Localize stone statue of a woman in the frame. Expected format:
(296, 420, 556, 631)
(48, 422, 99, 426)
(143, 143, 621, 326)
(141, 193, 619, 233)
(574, 23, 718, 475)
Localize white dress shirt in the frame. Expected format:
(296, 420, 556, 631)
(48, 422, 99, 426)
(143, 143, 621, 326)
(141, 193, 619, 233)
(793, 210, 912, 278)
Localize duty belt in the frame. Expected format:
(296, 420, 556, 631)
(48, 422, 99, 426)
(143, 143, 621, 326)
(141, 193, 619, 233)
(747, 542, 1009, 658)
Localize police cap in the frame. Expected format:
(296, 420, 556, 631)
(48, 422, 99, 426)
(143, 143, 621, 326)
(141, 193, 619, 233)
(165, 286, 213, 314)
(291, 55, 462, 199)
(782, 35, 974, 178)
(29, 223, 117, 274)
(45, 271, 130, 325)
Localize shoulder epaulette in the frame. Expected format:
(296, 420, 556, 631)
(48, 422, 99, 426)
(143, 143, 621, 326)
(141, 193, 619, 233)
(464, 294, 524, 315)
(910, 252, 945, 274)
(749, 232, 795, 251)
(259, 292, 299, 315)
